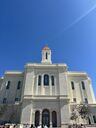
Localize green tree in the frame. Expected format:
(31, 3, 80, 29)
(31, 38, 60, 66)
(75, 103, 91, 124)
(70, 103, 90, 125)
(77, 103, 90, 120)
(70, 107, 79, 124)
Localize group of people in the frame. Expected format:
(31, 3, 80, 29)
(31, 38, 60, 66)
(0, 124, 18, 128)
(0, 124, 49, 128)
(0, 124, 95, 128)
(19, 124, 49, 128)
(3, 124, 44, 128)
(37, 125, 48, 128)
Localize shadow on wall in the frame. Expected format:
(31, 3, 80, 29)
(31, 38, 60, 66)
(0, 104, 22, 124)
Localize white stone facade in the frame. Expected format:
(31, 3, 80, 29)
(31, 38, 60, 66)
(0, 46, 96, 127)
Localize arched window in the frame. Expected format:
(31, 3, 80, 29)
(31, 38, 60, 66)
(42, 109, 50, 127)
(51, 76, 54, 86)
(52, 111, 57, 127)
(35, 111, 40, 127)
(44, 74, 49, 86)
(46, 52, 48, 59)
(38, 75, 41, 86)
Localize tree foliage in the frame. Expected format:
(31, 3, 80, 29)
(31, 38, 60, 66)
(70, 111, 78, 121)
(70, 103, 90, 124)
(70, 107, 79, 123)
(77, 103, 90, 119)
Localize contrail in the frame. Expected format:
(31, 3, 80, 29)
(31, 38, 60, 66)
(50, 4, 96, 42)
(63, 4, 96, 31)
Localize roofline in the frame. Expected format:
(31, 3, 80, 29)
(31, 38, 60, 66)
(5, 71, 23, 74)
(66, 71, 88, 77)
(25, 63, 68, 69)
(4, 71, 24, 77)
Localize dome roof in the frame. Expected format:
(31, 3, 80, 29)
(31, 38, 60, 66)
(42, 45, 51, 50)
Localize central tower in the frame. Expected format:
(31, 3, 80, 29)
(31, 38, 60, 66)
(41, 45, 52, 64)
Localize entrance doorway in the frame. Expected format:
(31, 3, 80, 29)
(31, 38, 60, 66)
(42, 109, 50, 127)
(35, 111, 40, 127)
(52, 111, 57, 127)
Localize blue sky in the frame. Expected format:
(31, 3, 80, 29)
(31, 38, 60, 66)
(0, 0, 96, 95)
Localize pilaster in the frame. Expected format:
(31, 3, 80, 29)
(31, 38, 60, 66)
(41, 74, 44, 95)
(36, 75, 38, 95)
(49, 75, 52, 95)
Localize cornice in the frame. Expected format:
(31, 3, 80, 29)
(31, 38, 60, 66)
(25, 63, 67, 69)
(4, 71, 24, 77)
(23, 95, 70, 101)
(66, 71, 88, 77)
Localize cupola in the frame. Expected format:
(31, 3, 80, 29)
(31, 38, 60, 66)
(41, 45, 52, 64)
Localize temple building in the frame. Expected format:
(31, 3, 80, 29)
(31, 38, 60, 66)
(0, 46, 96, 127)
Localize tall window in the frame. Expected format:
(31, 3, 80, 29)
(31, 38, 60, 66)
(46, 52, 48, 59)
(17, 81, 21, 89)
(82, 81, 85, 90)
(93, 115, 96, 123)
(3, 98, 7, 104)
(51, 76, 54, 86)
(71, 81, 74, 90)
(6, 81, 10, 89)
(44, 74, 49, 86)
(38, 75, 41, 86)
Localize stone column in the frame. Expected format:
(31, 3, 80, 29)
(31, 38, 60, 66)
(36, 75, 38, 95)
(30, 108, 33, 124)
(54, 76, 57, 95)
(90, 114, 94, 124)
(32, 111, 35, 126)
(40, 110, 42, 125)
(50, 109, 52, 128)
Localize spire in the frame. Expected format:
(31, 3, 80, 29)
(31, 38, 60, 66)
(41, 45, 52, 64)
